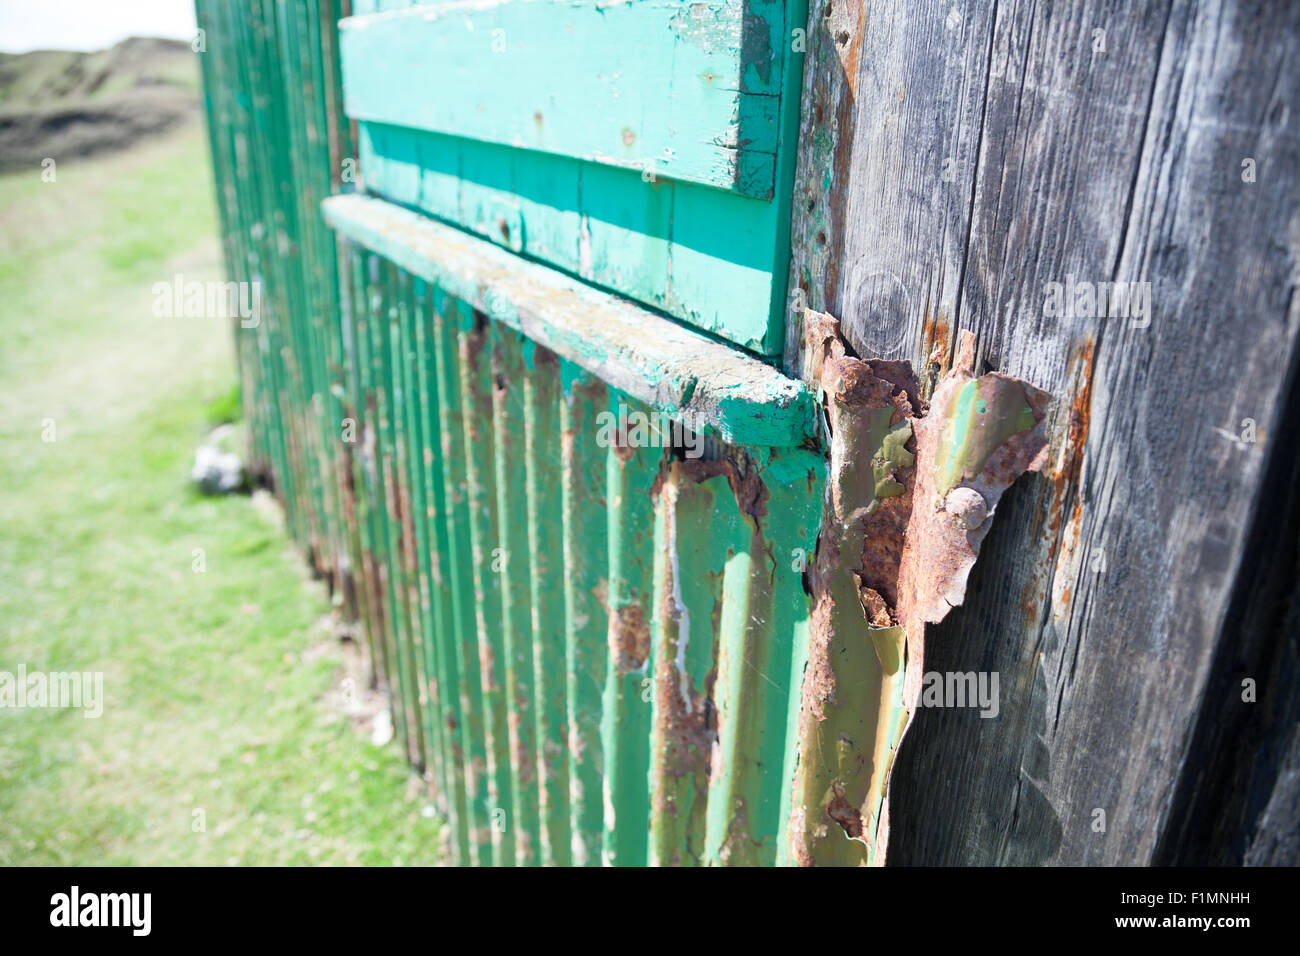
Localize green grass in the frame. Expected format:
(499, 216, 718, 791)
(0, 127, 440, 865)
(205, 383, 241, 428)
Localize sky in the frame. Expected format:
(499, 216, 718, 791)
(0, 0, 197, 54)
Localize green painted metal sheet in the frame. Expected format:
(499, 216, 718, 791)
(334, 222, 826, 868)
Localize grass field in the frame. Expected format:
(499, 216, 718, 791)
(0, 126, 440, 865)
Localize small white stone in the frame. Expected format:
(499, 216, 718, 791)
(192, 444, 245, 494)
(370, 709, 394, 747)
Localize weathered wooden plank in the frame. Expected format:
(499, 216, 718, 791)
(338, 0, 781, 197)
(1155, 358, 1300, 865)
(788, 0, 1300, 864)
(322, 192, 818, 448)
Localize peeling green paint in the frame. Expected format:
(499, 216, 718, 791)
(346, 0, 778, 196)
(704, 449, 824, 866)
(871, 420, 915, 511)
(934, 377, 1038, 495)
(794, 620, 907, 866)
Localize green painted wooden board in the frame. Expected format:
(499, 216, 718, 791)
(342, 1, 808, 357)
(339, 0, 780, 198)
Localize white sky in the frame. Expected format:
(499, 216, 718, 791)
(0, 0, 197, 54)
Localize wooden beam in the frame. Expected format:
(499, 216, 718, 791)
(323, 192, 817, 448)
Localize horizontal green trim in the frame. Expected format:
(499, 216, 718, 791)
(338, 0, 780, 198)
(323, 193, 817, 447)
(357, 120, 784, 354)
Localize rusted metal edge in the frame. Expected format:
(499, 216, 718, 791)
(322, 193, 818, 449)
(791, 312, 1051, 866)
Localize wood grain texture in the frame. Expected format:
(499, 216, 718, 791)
(787, 0, 1300, 864)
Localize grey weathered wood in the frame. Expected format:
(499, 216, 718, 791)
(1157, 357, 1300, 865)
(788, 0, 1300, 864)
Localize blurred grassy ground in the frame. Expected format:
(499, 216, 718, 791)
(0, 126, 440, 865)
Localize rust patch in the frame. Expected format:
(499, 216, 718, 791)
(717, 799, 755, 865)
(804, 310, 921, 619)
(920, 309, 952, 399)
(790, 312, 920, 866)
(844, 15, 865, 100)
(647, 461, 726, 866)
(1045, 337, 1096, 624)
(825, 0, 866, 100)
(827, 782, 866, 841)
(611, 429, 636, 463)
(1052, 337, 1094, 496)
(858, 584, 893, 628)
(611, 603, 650, 676)
(531, 340, 561, 372)
(678, 449, 770, 522)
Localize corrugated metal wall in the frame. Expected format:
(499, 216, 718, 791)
(196, 0, 831, 865)
(333, 247, 825, 865)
